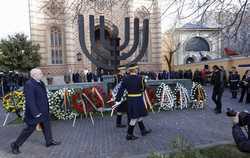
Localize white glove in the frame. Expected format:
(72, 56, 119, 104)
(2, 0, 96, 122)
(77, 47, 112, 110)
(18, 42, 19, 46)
(112, 102, 119, 110)
(232, 112, 239, 125)
(35, 113, 42, 118)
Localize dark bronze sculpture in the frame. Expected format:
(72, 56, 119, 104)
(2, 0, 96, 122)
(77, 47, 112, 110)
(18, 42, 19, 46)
(78, 15, 149, 73)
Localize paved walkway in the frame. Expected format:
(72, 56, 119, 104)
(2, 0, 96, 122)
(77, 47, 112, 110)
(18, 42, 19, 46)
(0, 86, 249, 158)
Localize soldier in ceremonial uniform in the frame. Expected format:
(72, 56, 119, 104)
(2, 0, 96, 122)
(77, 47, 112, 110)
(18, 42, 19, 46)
(115, 63, 151, 140)
(114, 66, 128, 128)
(229, 67, 240, 99)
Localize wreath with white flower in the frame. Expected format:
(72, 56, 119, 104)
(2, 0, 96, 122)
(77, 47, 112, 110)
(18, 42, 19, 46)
(48, 88, 79, 120)
(190, 82, 207, 109)
(173, 83, 190, 110)
(156, 83, 175, 111)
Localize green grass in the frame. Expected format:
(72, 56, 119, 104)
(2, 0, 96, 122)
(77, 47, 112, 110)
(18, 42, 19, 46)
(148, 144, 250, 158)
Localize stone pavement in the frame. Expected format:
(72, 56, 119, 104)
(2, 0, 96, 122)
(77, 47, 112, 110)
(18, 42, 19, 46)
(0, 86, 250, 158)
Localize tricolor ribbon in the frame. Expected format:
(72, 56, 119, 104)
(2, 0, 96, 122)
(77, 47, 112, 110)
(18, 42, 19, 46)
(79, 92, 87, 117)
(143, 90, 154, 113)
(82, 93, 98, 111)
(63, 89, 68, 113)
(92, 87, 104, 107)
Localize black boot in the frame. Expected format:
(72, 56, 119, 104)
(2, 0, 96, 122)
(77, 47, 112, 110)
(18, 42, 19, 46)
(10, 142, 21, 154)
(116, 115, 126, 128)
(138, 121, 152, 136)
(126, 125, 138, 140)
(127, 116, 130, 126)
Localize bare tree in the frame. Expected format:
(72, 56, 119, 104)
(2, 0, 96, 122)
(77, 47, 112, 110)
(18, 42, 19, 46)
(162, 31, 180, 71)
(160, 0, 250, 37)
(62, 0, 250, 33)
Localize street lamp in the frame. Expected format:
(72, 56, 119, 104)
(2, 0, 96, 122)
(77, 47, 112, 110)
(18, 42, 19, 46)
(77, 52, 82, 61)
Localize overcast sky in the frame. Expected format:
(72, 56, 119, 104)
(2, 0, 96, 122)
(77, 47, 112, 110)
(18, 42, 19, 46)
(0, 0, 30, 40)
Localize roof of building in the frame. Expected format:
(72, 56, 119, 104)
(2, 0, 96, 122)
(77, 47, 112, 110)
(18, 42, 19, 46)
(177, 22, 221, 31)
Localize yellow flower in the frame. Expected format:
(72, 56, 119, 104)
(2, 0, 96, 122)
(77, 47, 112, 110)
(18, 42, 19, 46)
(2, 91, 24, 113)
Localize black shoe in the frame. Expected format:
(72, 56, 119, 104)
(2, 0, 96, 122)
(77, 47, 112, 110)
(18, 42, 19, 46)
(215, 110, 222, 114)
(141, 129, 152, 136)
(116, 124, 126, 128)
(239, 100, 243, 103)
(11, 142, 21, 155)
(138, 121, 151, 136)
(46, 140, 61, 147)
(126, 134, 138, 140)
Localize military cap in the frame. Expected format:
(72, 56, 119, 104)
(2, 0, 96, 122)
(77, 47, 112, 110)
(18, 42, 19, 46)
(127, 63, 138, 70)
(118, 66, 126, 71)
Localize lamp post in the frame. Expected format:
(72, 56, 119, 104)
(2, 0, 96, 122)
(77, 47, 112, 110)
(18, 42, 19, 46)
(21, 50, 25, 55)
(77, 52, 82, 61)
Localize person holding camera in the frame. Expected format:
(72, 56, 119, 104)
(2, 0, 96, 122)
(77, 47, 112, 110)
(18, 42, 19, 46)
(227, 108, 250, 152)
(211, 65, 225, 114)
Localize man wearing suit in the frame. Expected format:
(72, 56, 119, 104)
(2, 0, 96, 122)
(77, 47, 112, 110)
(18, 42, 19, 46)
(10, 68, 60, 154)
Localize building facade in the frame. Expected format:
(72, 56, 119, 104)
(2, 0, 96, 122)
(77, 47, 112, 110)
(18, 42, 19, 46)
(29, 0, 162, 80)
(174, 23, 222, 65)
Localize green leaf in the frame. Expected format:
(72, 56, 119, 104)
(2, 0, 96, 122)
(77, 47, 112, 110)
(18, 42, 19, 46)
(0, 33, 41, 72)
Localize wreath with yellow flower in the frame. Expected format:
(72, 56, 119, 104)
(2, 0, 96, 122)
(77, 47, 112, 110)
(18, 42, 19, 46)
(2, 91, 25, 116)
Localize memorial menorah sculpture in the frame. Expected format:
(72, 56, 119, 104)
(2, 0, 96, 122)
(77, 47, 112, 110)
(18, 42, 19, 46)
(78, 15, 149, 72)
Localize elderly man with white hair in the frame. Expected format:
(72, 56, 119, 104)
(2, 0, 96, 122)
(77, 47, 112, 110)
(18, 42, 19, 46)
(10, 68, 60, 155)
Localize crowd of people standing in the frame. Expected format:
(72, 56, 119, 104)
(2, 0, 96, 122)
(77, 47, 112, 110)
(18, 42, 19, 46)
(210, 65, 250, 114)
(0, 72, 29, 97)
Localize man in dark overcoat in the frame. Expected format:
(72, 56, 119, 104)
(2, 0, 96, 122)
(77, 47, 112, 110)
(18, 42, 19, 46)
(211, 65, 225, 114)
(10, 68, 60, 154)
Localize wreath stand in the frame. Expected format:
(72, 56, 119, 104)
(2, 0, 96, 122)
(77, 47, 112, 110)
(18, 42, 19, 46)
(2, 89, 23, 127)
(157, 84, 175, 112)
(72, 88, 104, 127)
(2, 112, 10, 126)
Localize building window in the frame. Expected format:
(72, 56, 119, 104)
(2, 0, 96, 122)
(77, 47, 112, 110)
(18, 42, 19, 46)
(185, 37, 210, 52)
(138, 29, 148, 62)
(50, 26, 63, 64)
(185, 57, 195, 64)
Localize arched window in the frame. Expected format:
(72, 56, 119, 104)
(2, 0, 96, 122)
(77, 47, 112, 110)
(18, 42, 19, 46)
(185, 37, 210, 52)
(185, 57, 195, 64)
(201, 57, 208, 61)
(139, 29, 148, 62)
(50, 27, 63, 64)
